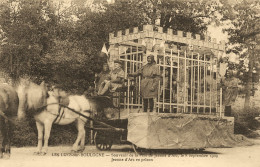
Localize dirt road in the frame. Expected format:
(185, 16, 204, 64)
(1, 139, 260, 167)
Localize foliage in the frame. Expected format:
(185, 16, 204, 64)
(233, 107, 260, 138)
(12, 119, 38, 147)
(0, 0, 57, 79)
(0, 0, 224, 92)
(220, 0, 260, 108)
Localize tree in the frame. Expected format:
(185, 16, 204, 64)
(221, 0, 260, 110)
(90, 0, 222, 40)
(0, 0, 228, 93)
(0, 0, 57, 81)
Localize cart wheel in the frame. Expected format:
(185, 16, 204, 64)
(94, 131, 113, 151)
(132, 144, 145, 155)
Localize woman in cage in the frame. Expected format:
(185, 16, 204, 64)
(128, 54, 161, 112)
(221, 69, 239, 116)
(95, 63, 111, 93)
(97, 60, 124, 96)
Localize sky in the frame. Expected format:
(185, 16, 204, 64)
(208, 24, 229, 43)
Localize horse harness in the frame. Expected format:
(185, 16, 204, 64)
(53, 100, 66, 124)
(37, 99, 124, 133)
(39, 96, 93, 124)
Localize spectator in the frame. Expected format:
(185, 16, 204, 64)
(222, 69, 239, 116)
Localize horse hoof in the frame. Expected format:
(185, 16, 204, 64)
(40, 152, 47, 156)
(77, 150, 84, 153)
(34, 152, 40, 155)
(34, 151, 45, 155)
(71, 149, 84, 153)
(77, 146, 85, 152)
(71, 150, 77, 153)
(3, 153, 10, 159)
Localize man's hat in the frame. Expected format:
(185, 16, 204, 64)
(146, 51, 155, 58)
(114, 60, 123, 66)
(147, 54, 154, 58)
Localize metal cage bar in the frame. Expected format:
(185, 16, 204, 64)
(110, 31, 222, 117)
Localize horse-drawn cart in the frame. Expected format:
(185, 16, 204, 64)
(14, 25, 248, 157)
(86, 25, 243, 153)
(87, 112, 235, 153)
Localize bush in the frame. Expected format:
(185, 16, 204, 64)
(233, 107, 260, 138)
(12, 120, 38, 147)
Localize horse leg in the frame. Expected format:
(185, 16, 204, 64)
(41, 121, 53, 155)
(2, 120, 12, 159)
(35, 121, 44, 155)
(79, 119, 86, 152)
(0, 118, 4, 158)
(72, 119, 85, 152)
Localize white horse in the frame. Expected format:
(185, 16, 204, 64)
(17, 79, 114, 155)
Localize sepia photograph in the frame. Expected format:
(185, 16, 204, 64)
(0, 0, 259, 166)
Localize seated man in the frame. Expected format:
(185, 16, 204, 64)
(95, 63, 111, 93)
(97, 60, 124, 96)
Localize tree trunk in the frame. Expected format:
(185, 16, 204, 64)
(244, 48, 253, 111)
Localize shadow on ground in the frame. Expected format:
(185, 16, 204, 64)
(109, 146, 220, 155)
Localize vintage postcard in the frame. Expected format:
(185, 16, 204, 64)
(0, 0, 259, 167)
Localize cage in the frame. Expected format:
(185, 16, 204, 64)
(108, 25, 226, 118)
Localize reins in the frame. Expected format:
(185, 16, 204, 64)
(0, 110, 16, 125)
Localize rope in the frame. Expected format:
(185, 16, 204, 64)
(58, 104, 125, 132)
(0, 110, 16, 125)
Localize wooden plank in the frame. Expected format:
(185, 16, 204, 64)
(187, 32, 192, 38)
(133, 27, 139, 33)
(117, 30, 122, 37)
(195, 34, 201, 40)
(148, 31, 155, 38)
(158, 27, 163, 33)
(125, 29, 129, 35)
(143, 24, 153, 31)
(167, 28, 173, 35)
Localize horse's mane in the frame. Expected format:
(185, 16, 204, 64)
(17, 78, 48, 119)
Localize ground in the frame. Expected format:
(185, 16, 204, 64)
(1, 138, 260, 167)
